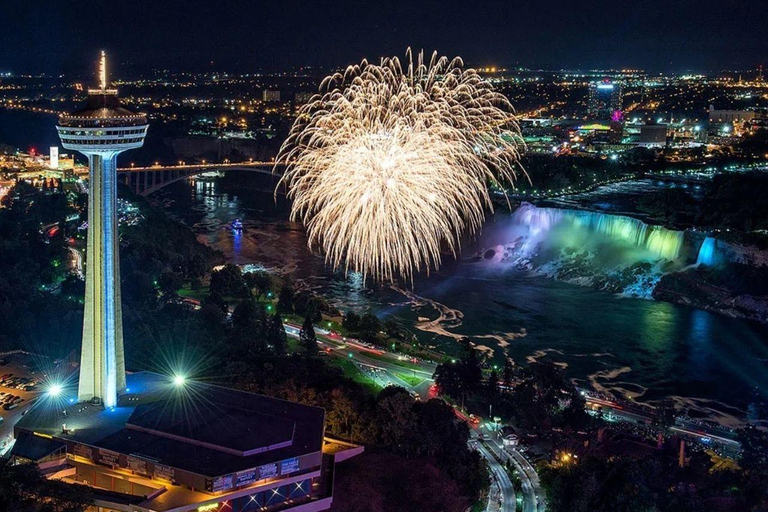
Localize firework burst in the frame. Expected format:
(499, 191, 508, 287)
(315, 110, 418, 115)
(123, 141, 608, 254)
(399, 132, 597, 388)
(276, 49, 524, 282)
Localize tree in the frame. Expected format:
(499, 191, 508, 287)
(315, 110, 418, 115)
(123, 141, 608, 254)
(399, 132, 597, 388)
(739, 424, 768, 473)
(210, 264, 249, 298)
(201, 290, 227, 315)
(502, 358, 514, 389)
(343, 311, 360, 331)
(358, 312, 381, 343)
(158, 270, 183, 295)
(244, 270, 272, 298)
(61, 275, 85, 299)
(300, 314, 318, 355)
(541, 455, 662, 512)
(653, 398, 677, 430)
(293, 291, 323, 322)
(230, 298, 268, 356)
(376, 387, 418, 453)
(277, 279, 295, 313)
(433, 361, 463, 399)
(266, 312, 288, 355)
(383, 318, 401, 339)
(232, 298, 266, 331)
(326, 387, 363, 439)
(559, 388, 590, 431)
(0, 461, 92, 512)
(458, 343, 482, 394)
(486, 369, 499, 403)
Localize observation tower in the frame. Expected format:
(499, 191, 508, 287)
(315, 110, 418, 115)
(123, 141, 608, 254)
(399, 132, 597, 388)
(57, 52, 148, 408)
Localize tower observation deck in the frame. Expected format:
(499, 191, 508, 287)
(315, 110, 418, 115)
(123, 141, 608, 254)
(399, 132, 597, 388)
(57, 51, 148, 408)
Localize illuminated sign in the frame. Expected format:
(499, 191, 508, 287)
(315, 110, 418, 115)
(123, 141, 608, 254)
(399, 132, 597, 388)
(207, 474, 233, 493)
(198, 504, 219, 512)
(154, 463, 175, 482)
(235, 469, 257, 487)
(596, 84, 614, 90)
(280, 457, 300, 475)
(259, 463, 278, 479)
(97, 449, 119, 466)
(72, 444, 93, 461)
(126, 455, 148, 475)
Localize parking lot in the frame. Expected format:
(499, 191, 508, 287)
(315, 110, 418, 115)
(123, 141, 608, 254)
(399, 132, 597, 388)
(0, 353, 44, 455)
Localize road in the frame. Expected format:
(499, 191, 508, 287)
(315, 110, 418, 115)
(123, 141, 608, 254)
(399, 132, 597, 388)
(471, 436, 516, 512)
(284, 322, 436, 400)
(481, 429, 543, 512)
(585, 394, 741, 458)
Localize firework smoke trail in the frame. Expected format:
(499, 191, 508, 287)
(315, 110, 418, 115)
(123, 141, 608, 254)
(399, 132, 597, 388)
(276, 49, 524, 282)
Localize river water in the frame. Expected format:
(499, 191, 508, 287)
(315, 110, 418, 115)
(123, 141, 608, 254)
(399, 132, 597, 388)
(156, 174, 768, 429)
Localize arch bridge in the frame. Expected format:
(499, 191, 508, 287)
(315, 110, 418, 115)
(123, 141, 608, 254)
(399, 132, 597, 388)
(117, 161, 286, 196)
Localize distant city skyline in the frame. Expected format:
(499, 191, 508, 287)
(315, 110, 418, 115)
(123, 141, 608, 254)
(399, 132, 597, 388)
(1, 1, 767, 74)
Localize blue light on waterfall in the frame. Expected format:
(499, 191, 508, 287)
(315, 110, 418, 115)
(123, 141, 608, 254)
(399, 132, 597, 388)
(696, 237, 717, 266)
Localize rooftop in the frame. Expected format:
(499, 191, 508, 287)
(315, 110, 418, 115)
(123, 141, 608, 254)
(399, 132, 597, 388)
(58, 93, 147, 127)
(15, 371, 325, 478)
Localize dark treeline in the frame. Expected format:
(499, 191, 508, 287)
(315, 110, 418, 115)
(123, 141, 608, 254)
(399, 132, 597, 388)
(0, 182, 81, 356)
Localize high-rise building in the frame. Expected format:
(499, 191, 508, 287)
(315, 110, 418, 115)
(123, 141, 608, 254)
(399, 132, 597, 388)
(263, 89, 281, 102)
(588, 80, 623, 119)
(49, 146, 59, 170)
(56, 51, 148, 408)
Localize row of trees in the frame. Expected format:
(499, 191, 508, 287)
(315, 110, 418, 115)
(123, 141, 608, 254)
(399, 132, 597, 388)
(434, 339, 590, 432)
(341, 310, 407, 345)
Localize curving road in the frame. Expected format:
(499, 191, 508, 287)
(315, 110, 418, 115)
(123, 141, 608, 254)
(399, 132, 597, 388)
(471, 436, 516, 512)
(482, 429, 544, 512)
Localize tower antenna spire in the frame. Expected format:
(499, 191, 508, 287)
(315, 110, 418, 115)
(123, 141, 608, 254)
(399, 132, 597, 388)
(99, 50, 107, 91)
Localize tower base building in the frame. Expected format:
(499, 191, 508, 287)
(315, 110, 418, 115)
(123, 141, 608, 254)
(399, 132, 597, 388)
(12, 372, 359, 512)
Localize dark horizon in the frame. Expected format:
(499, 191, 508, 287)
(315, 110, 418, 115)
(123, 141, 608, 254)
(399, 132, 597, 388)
(1, 1, 766, 76)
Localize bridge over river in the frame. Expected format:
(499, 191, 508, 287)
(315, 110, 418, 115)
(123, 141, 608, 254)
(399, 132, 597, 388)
(115, 161, 286, 196)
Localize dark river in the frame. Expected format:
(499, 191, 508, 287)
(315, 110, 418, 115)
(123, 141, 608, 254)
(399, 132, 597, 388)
(157, 174, 768, 429)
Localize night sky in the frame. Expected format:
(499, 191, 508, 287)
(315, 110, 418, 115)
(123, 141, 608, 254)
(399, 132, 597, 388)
(2, 0, 766, 74)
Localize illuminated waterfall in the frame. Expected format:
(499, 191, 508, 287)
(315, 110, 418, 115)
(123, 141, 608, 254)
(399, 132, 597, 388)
(512, 203, 685, 261)
(696, 237, 718, 266)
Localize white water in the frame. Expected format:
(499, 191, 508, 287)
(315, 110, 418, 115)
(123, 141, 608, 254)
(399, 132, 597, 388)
(512, 203, 685, 261)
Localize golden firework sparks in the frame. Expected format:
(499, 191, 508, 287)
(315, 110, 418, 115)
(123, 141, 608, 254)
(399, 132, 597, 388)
(277, 49, 524, 282)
